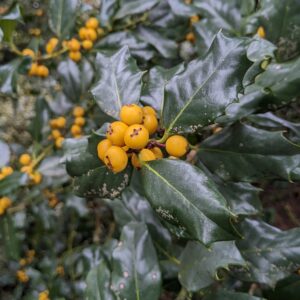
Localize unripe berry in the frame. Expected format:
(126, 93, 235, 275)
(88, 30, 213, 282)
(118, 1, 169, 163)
(1, 166, 13, 176)
(56, 117, 66, 128)
(74, 117, 86, 126)
(22, 48, 35, 57)
(55, 137, 65, 148)
(124, 124, 149, 150)
(28, 63, 39, 76)
(69, 51, 82, 62)
(73, 106, 85, 117)
(68, 38, 81, 51)
(86, 28, 97, 41)
(142, 114, 158, 135)
(143, 106, 156, 116)
(151, 146, 163, 159)
(257, 26, 266, 39)
(186, 32, 196, 43)
(97, 139, 112, 161)
(166, 135, 189, 157)
(106, 121, 128, 146)
(85, 17, 99, 29)
(71, 124, 82, 136)
(51, 129, 61, 139)
(37, 65, 49, 78)
(82, 40, 93, 50)
(19, 154, 32, 166)
(120, 104, 143, 125)
(131, 153, 141, 169)
(104, 146, 128, 173)
(139, 148, 156, 162)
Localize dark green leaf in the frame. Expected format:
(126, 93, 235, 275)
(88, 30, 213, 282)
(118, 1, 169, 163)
(179, 241, 246, 291)
(111, 222, 162, 300)
(0, 172, 27, 195)
(198, 123, 300, 182)
(99, 0, 118, 28)
(142, 159, 236, 244)
(0, 140, 10, 168)
(162, 32, 250, 134)
(91, 46, 144, 119)
(203, 290, 264, 300)
(48, 0, 79, 38)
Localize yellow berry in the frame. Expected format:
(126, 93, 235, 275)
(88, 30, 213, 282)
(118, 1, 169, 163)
(51, 129, 61, 139)
(16, 270, 29, 283)
(97, 139, 112, 161)
(31, 172, 42, 185)
(1, 166, 13, 176)
(71, 124, 82, 136)
(55, 137, 65, 148)
(1, 197, 12, 210)
(166, 135, 189, 157)
(139, 148, 156, 162)
(104, 146, 128, 173)
(22, 48, 35, 57)
(56, 117, 66, 128)
(38, 290, 49, 300)
(120, 104, 143, 125)
(73, 106, 85, 117)
(142, 114, 158, 135)
(68, 38, 81, 51)
(131, 153, 141, 169)
(21, 166, 33, 174)
(82, 39, 93, 50)
(257, 26, 266, 39)
(85, 17, 99, 29)
(37, 65, 49, 78)
(190, 15, 200, 23)
(86, 28, 97, 41)
(28, 63, 39, 76)
(19, 154, 32, 166)
(74, 117, 85, 126)
(79, 27, 88, 40)
(19, 258, 27, 267)
(106, 121, 128, 146)
(46, 37, 58, 54)
(186, 32, 196, 43)
(69, 51, 82, 62)
(151, 147, 163, 159)
(124, 124, 149, 150)
(143, 106, 156, 116)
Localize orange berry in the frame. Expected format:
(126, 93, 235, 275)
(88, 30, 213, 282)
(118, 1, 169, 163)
(71, 124, 82, 136)
(85, 28, 97, 41)
(190, 15, 200, 24)
(106, 121, 128, 146)
(51, 129, 61, 139)
(22, 48, 35, 57)
(55, 137, 65, 148)
(56, 117, 66, 128)
(131, 153, 141, 169)
(82, 39, 93, 50)
(69, 51, 82, 62)
(16, 270, 29, 283)
(1, 166, 13, 176)
(79, 27, 88, 40)
(21, 166, 33, 174)
(120, 104, 143, 125)
(67, 38, 81, 51)
(186, 32, 196, 43)
(74, 117, 85, 126)
(97, 139, 112, 161)
(151, 147, 163, 159)
(73, 106, 85, 117)
(166, 135, 189, 157)
(19, 154, 32, 166)
(139, 148, 156, 163)
(37, 65, 49, 78)
(104, 146, 128, 173)
(28, 63, 39, 76)
(142, 114, 158, 135)
(30, 172, 42, 185)
(143, 106, 156, 116)
(124, 124, 149, 150)
(85, 17, 99, 29)
(257, 26, 266, 39)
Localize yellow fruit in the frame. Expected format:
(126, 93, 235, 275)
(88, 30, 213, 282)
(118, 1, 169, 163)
(139, 148, 156, 162)
(28, 63, 39, 76)
(186, 32, 196, 43)
(73, 106, 85, 117)
(120, 104, 143, 125)
(55, 137, 64, 148)
(38, 290, 49, 300)
(74, 117, 85, 126)
(131, 153, 141, 169)
(19, 154, 32, 166)
(257, 26, 266, 39)
(85, 17, 99, 29)
(1, 166, 13, 176)
(82, 39, 93, 50)
(143, 106, 156, 116)
(51, 129, 61, 139)
(46, 38, 59, 54)
(151, 147, 163, 159)
(190, 15, 200, 23)
(71, 124, 82, 136)
(86, 28, 97, 41)
(37, 65, 49, 78)
(142, 114, 158, 135)
(124, 124, 149, 150)
(69, 51, 82, 62)
(104, 146, 128, 173)
(21, 166, 33, 174)
(31, 172, 42, 184)
(68, 38, 81, 51)
(16, 270, 29, 283)
(166, 135, 189, 157)
(106, 121, 128, 146)
(56, 117, 66, 128)
(22, 48, 35, 57)
(79, 27, 88, 40)
(97, 139, 112, 161)
(1, 197, 12, 209)
(19, 258, 27, 267)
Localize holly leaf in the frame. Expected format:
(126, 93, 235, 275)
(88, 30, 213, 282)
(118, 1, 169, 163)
(48, 0, 79, 38)
(91, 46, 144, 119)
(162, 32, 251, 134)
(236, 219, 300, 287)
(142, 159, 237, 245)
(203, 290, 265, 300)
(0, 59, 22, 95)
(99, 0, 119, 28)
(198, 123, 300, 182)
(0, 140, 10, 168)
(179, 241, 246, 291)
(111, 222, 162, 300)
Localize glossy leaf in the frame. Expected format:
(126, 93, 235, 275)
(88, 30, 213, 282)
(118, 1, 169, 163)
(0, 59, 22, 95)
(0, 172, 27, 195)
(198, 123, 300, 182)
(179, 241, 246, 291)
(91, 46, 144, 119)
(0, 140, 10, 168)
(162, 32, 251, 134)
(203, 290, 265, 300)
(236, 219, 300, 287)
(99, 0, 118, 28)
(111, 222, 161, 300)
(48, 0, 79, 38)
(142, 159, 236, 244)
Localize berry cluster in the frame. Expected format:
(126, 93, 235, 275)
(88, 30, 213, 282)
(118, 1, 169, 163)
(19, 153, 43, 185)
(23, 49, 50, 78)
(0, 197, 12, 215)
(97, 104, 189, 173)
(16, 270, 29, 283)
(71, 106, 86, 138)
(49, 116, 67, 148)
(38, 290, 50, 300)
(0, 166, 13, 180)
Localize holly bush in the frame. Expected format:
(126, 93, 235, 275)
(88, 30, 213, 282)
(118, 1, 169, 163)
(0, 0, 300, 299)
